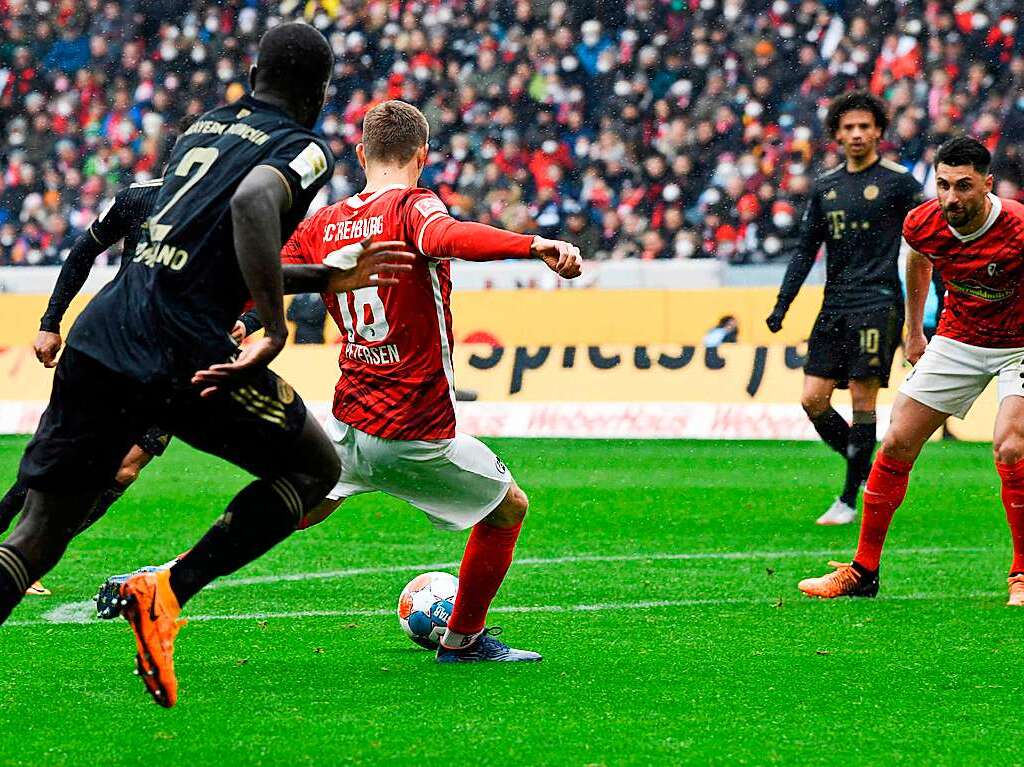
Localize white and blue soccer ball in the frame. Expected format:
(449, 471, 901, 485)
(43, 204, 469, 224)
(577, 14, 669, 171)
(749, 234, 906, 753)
(397, 571, 458, 649)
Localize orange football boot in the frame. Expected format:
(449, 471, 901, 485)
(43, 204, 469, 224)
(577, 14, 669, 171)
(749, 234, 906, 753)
(1008, 575, 1024, 606)
(121, 569, 186, 707)
(798, 560, 879, 598)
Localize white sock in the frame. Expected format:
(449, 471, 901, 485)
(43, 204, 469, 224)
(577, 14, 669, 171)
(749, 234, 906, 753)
(441, 628, 482, 650)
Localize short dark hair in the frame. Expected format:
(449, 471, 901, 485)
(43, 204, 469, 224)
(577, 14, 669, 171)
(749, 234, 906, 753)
(362, 100, 429, 165)
(255, 22, 333, 95)
(934, 135, 991, 174)
(825, 90, 889, 136)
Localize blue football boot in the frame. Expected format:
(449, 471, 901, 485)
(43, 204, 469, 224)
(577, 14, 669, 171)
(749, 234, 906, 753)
(95, 554, 185, 619)
(436, 628, 542, 663)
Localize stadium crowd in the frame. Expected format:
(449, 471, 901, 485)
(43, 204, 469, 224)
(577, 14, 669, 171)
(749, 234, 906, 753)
(2, 0, 1024, 266)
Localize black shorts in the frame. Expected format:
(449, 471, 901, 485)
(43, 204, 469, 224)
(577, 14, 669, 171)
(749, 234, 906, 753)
(20, 347, 308, 491)
(804, 304, 903, 388)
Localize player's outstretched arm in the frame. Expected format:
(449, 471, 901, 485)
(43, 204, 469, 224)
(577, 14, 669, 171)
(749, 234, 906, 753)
(192, 166, 291, 396)
(767, 191, 826, 333)
(904, 246, 932, 364)
(420, 217, 582, 277)
(36, 228, 109, 367)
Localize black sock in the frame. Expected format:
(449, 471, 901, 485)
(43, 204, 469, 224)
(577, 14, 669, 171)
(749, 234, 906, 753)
(168, 478, 302, 607)
(851, 559, 878, 577)
(810, 407, 851, 457)
(0, 478, 28, 536)
(841, 411, 878, 507)
(75, 486, 125, 535)
(0, 543, 31, 624)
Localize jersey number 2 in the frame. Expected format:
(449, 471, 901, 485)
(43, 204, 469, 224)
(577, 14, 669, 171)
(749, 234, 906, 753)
(337, 287, 389, 342)
(148, 146, 220, 242)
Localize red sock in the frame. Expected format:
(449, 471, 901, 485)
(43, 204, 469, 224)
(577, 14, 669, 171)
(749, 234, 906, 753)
(853, 452, 914, 571)
(996, 460, 1024, 574)
(445, 522, 522, 642)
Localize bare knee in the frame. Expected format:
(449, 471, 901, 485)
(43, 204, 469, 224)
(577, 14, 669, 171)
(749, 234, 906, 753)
(994, 435, 1024, 465)
(880, 430, 922, 464)
(115, 446, 156, 489)
(114, 466, 140, 488)
(801, 393, 830, 420)
(482, 484, 528, 528)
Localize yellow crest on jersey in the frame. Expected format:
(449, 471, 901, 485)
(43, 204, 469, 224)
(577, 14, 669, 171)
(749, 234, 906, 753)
(277, 379, 295, 405)
(863, 185, 879, 201)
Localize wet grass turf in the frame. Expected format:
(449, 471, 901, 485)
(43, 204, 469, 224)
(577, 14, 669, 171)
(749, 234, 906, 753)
(0, 435, 1020, 766)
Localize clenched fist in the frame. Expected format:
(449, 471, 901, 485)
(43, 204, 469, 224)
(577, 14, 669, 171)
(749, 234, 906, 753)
(532, 237, 583, 279)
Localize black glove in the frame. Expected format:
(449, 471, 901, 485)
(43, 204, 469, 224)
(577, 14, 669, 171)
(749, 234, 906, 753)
(765, 307, 786, 333)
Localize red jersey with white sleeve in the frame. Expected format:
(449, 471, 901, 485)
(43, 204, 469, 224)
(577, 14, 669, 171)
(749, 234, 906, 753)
(903, 194, 1024, 348)
(282, 184, 533, 440)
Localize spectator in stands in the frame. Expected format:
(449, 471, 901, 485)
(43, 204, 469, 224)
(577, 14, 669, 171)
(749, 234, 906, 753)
(559, 205, 599, 260)
(287, 294, 327, 345)
(2, 0, 1024, 268)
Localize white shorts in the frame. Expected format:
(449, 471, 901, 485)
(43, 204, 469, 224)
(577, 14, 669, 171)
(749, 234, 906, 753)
(323, 416, 513, 531)
(899, 335, 1024, 419)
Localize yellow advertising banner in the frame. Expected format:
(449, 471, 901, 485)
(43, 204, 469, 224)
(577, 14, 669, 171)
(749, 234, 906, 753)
(0, 287, 825, 347)
(0, 289, 998, 440)
(0, 341, 998, 442)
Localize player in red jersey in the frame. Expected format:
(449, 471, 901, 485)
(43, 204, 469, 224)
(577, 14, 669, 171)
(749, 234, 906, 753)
(799, 136, 1024, 604)
(285, 101, 581, 661)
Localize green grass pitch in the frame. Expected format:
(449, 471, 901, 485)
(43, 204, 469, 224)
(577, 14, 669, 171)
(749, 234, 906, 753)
(1, 434, 1022, 766)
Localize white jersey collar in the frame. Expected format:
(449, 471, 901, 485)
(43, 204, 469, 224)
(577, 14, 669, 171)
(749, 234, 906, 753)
(949, 193, 1001, 243)
(346, 183, 407, 209)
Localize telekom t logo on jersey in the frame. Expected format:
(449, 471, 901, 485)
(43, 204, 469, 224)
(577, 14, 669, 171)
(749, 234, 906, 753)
(322, 215, 385, 243)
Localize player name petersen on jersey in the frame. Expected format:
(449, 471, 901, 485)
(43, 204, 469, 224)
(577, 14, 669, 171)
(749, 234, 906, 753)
(903, 194, 1024, 348)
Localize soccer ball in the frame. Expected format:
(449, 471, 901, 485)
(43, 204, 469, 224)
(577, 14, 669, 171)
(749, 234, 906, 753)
(397, 571, 458, 649)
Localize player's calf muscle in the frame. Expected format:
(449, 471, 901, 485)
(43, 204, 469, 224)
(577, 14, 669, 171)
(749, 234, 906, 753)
(6, 489, 99, 574)
(849, 379, 881, 411)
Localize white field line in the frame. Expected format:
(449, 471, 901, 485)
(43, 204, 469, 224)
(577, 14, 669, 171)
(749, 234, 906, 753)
(211, 546, 988, 589)
(5, 589, 1006, 628)
(2, 545, 996, 628)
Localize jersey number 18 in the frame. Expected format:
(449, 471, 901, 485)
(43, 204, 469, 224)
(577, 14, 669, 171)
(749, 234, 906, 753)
(337, 287, 390, 342)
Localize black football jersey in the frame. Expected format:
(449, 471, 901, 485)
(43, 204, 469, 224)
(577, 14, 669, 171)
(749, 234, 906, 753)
(88, 178, 163, 264)
(776, 157, 924, 314)
(39, 179, 161, 333)
(67, 94, 334, 382)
